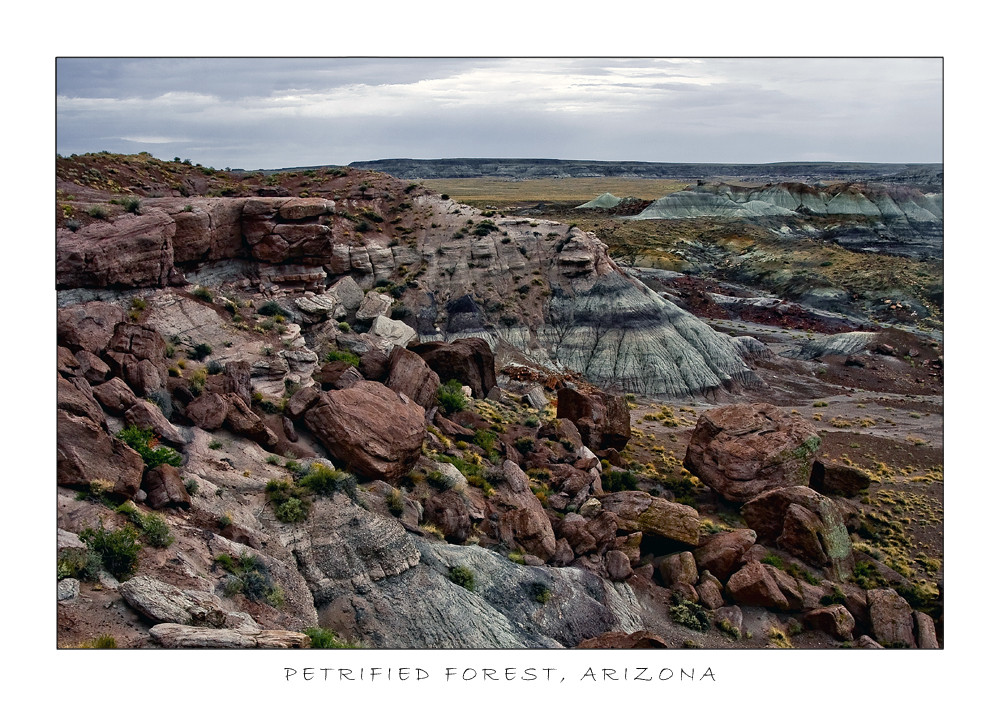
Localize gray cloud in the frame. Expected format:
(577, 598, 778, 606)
(56, 58, 942, 169)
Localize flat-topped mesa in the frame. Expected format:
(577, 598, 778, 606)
(56, 188, 758, 398)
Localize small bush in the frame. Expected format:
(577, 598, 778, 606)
(669, 598, 711, 632)
(524, 415, 539, 428)
(437, 379, 468, 414)
(299, 465, 359, 502)
(530, 582, 551, 604)
(79, 521, 142, 580)
(117, 426, 182, 469)
(117, 502, 174, 548)
(514, 437, 535, 454)
(257, 300, 287, 317)
(718, 619, 741, 640)
(303, 627, 358, 649)
(266, 479, 311, 523)
(191, 343, 213, 361)
(208, 439, 223, 450)
(601, 469, 638, 492)
(80, 634, 117, 649)
(448, 565, 475, 590)
(386, 488, 405, 516)
(427, 468, 457, 491)
(184, 479, 199, 496)
(338, 321, 351, 332)
(326, 349, 360, 367)
(215, 552, 283, 606)
(65, 219, 81, 231)
(86, 205, 108, 219)
(57, 547, 103, 582)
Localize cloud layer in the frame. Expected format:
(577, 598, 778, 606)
(56, 58, 942, 169)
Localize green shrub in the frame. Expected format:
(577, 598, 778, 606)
(86, 205, 108, 219)
(184, 479, 199, 496)
(669, 598, 711, 632)
(326, 349, 360, 367)
(208, 439, 223, 450)
(206, 359, 224, 375)
(718, 619, 741, 640)
(472, 429, 497, 456)
(298, 465, 359, 503)
(514, 437, 535, 454)
(820, 585, 847, 606)
(191, 342, 213, 361)
(57, 547, 103, 582)
(524, 415, 539, 428)
(386, 488, 404, 516)
(437, 379, 468, 414)
(116, 425, 183, 469)
(257, 300, 287, 317)
(601, 469, 638, 492)
(116, 502, 174, 548)
(530, 582, 551, 604)
(761, 553, 785, 569)
(338, 321, 351, 332)
(215, 552, 283, 606)
(448, 565, 475, 590)
(80, 634, 117, 649)
(65, 218, 81, 231)
(266, 480, 311, 523)
(266, 455, 281, 465)
(79, 521, 142, 580)
(303, 627, 358, 649)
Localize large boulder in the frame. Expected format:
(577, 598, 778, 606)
(741, 486, 854, 581)
(223, 394, 278, 448)
(487, 460, 558, 561)
(303, 381, 425, 481)
(184, 392, 230, 431)
(809, 460, 872, 497)
(693, 528, 757, 579)
(556, 387, 631, 450)
(684, 403, 820, 503)
(92, 377, 139, 416)
(57, 409, 144, 498)
(57, 301, 128, 353)
(142, 464, 192, 509)
(125, 400, 186, 448)
(599, 491, 700, 547)
(804, 605, 856, 641)
(57, 210, 177, 288)
(120, 574, 226, 626)
(725, 560, 789, 611)
(410, 338, 497, 399)
(385, 346, 441, 408)
(57, 376, 105, 428)
(867, 589, 916, 648)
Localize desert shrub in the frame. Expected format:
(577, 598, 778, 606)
(215, 552, 283, 606)
(820, 585, 847, 606)
(448, 565, 475, 590)
(57, 547, 103, 582)
(116, 501, 174, 548)
(265, 455, 281, 465)
(265, 480, 311, 523)
(669, 598, 711, 632)
(184, 479, 199, 496)
(386, 488, 405, 516)
(65, 218, 81, 231)
(472, 429, 497, 456)
(761, 553, 785, 569)
(80, 634, 117, 649)
(208, 439, 223, 450)
(79, 521, 142, 580)
(116, 425, 182, 469)
(326, 349, 360, 367)
(601, 469, 638, 493)
(303, 627, 358, 649)
(206, 359, 225, 375)
(427, 468, 457, 490)
(514, 437, 535, 454)
(718, 619, 741, 640)
(191, 342, 213, 361)
(338, 321, 351, 332)
(86, 205, 108, 219)
(298, 465, 359, 502)
(218, 513, 233, 529)
(524, 415, 539, 428)
(437, 379, 468, 414)
(257, 300, 287, 317)
(530, 582, 551, 604)
(851, 561, 888, 590)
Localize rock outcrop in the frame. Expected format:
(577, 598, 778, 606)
(684, 404, 821, 503)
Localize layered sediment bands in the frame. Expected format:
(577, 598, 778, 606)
(537, 273, 760, 396)
(55, 189, 758, 398)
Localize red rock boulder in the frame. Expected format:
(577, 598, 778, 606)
(303, 382, 425, 481)
(556, 388, 631, 451)
(684, 403, 820, 503)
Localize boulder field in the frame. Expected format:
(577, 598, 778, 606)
(55, 156, 939, 650)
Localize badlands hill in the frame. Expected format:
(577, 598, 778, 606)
(55, 153, 942, 650)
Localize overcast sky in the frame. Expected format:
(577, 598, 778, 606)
(56, 57, 942, 170)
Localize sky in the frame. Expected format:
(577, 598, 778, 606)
(55, 57, 942, 170)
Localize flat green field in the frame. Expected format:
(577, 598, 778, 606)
(420, 177, 690, 208)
